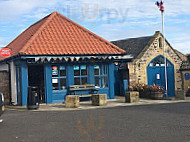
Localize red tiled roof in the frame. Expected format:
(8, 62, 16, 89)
(4, 11, 125, 58)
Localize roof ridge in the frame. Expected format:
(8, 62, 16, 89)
(19, 12, 57, 54)
(55, 12, 125, 54)
(135, 33, 157, 60)
(158, 32, 183, 62)
(112, 35, 153, 43)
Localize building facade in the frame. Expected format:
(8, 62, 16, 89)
(0, 12, 131, 106)
(112, 31, 184, 98)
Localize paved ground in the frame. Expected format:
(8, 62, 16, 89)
(0, 101, 190, 142)
(5, 97, 187, 111)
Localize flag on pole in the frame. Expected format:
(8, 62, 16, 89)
(155, 0, 164, 12)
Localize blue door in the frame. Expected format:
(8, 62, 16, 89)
(147, 55, 175, 97)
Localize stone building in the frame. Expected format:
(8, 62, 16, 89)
(112, 31, 185, 98)
(180, 55, 190, 98)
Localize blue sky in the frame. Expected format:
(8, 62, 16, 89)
(0, 0, 189, 54)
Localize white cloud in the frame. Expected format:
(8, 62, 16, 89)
(0, 0, 189, 54)
(173, 41, 190, 54)
(0, 37, 11, 47)
(1, 0, 189, 22)
(0, 0, 63, 21)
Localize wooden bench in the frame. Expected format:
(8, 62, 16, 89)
(69, 84, 99, 97)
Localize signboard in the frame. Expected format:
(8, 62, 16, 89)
(156, 74, 160, 80)
(52, 79, 58, 83)
(184, 73, 190, 80)
(0, 48, 11, 57)
(52, 66, 58, 75)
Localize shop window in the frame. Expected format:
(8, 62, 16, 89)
(52, 65, 66, 90)
(74, 65, 88, 85)
(94, 65, 108, 88)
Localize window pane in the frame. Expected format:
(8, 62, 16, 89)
(60, 70, 66, 76)
(95, 77, 100, 87)
(74, 78, 80, 85)
(105, 65, 108, 75)
(94, 65, 100, 75)
(167, 61, 172, 66)
(52, 66, 58, 77)
(60, 66, 66, 76)
(101, 65, 108, 75)
(159, 38, 162, 48)
(102, 77, 108, 88)
(74, 66, 80, 76)
(149, 61, 154, 67)
(81, 78, 87, 85)
(160, 57, 165, 66)
(81, 65, 87, 76)
(154, 57, 160, 66)
(74, 65, 80, 76)
(52, 82, 59, 90)
(60, 78, 66, 90)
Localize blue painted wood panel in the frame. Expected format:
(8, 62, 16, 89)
(44, 64, 52, 104)
(20, 62, 28, 106)
(108, 63, 115, 99)
(88, 65, 95, 84)
(52, 90, 67, 103)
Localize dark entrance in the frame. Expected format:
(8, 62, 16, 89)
(28, 65, 45, 103)
(114, 63, 129, 96)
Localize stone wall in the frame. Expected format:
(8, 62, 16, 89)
(187, 55, 190, 62)
(181, 70, 190, 92)
(128, 32, 183, 93)
(0, 71, 10, 104)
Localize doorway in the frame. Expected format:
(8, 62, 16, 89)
(147, 55, 175, 97)
(28, 65, 45, 103)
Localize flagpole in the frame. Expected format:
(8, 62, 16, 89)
(161, 10, 168, 98)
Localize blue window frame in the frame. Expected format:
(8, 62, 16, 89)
(74, 65, 88, 85)
(94, 65, 108, 88)
(52, 65, 66, 90)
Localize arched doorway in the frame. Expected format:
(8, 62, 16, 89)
(147, 55, 175, 97)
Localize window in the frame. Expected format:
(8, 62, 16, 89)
(148, 56, 172, 67)
(159, 37, 163, 48)
(94, 65, 108, 88)
(74, 65, 88, 85)
(52, 65, 66, 90)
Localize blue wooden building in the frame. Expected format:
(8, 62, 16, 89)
(0, 12, 132, 106)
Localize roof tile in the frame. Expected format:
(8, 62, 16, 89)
(3, 11, 125, 58)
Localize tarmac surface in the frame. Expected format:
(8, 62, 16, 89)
(0, 97, 190, 142)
